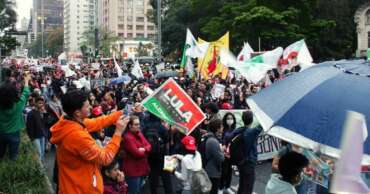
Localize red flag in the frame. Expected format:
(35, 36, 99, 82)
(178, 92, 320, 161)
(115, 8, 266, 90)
(208, 47, 217, 74)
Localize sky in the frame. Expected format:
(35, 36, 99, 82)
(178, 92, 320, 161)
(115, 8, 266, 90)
(15, 0, 33, 29)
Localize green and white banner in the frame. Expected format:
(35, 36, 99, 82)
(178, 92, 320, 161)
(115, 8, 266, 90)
(142, 78, 206, 135)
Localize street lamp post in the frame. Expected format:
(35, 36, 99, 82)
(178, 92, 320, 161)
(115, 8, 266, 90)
(157, 0, 162, 61)
(41, 0, 45, 58)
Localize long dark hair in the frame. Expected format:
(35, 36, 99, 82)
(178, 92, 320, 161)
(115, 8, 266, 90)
(0, 81, 20, 110)
(222, 112, 236, 131)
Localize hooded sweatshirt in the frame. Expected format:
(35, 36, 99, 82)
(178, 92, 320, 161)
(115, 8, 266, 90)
(265, 174, 297, 194)
(50, 111, 122, 194)
(174, 151, 203, 191)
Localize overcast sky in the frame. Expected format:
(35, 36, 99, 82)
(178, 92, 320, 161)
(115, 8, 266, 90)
(15, 0, 33, 29)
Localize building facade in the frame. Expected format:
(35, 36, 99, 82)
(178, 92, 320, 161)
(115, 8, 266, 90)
(355, 2, 370, 57)
(64, 0, 96, 53)
(31, 0, 63, 37)
(98, 0, 156, 57)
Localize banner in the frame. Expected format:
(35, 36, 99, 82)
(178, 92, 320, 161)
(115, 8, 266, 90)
(142, 78, 206, 135)
(219, 110, 282, 161)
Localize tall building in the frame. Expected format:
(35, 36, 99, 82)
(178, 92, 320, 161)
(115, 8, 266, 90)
(99, 0, 156, 57)
(355, 2, 370, 57)
(64, 0, 96, 53)
(31, 0, 63, 37)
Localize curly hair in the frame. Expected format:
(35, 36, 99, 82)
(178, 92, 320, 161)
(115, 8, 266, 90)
(0, 81, 20, 110)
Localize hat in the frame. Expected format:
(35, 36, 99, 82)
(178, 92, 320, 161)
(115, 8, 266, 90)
(181, 136, 197, 151)
(221, 102, 232, 110)
(92, 106, 103, 116)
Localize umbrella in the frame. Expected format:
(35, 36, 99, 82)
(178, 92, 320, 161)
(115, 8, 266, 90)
(110, 75, 132, 85)
(155, 70, 179, 79)
(247, 60, 370, 164)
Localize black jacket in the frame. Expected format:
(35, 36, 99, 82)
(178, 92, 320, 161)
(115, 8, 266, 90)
(26, 109, 47, 140)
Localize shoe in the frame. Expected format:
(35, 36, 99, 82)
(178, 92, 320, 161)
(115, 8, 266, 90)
(225, 188, 235, 194)
(217, 190, 223, 194)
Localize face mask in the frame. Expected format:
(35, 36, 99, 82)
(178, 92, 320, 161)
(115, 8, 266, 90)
(294, 172, 304, 186)
(226, 119, 234, 126)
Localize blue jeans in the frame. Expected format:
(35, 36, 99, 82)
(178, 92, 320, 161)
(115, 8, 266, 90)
(0, 131, 20, 160)
(33, 137, 45, 161)
(182, 190, 191, 194)
(126, 176, 143, 194)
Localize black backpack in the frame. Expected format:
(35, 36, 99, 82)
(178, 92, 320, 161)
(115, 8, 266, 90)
(198, 134, 214, 168)
(144, 128, 164, 159)
(229, 129, 247, 165)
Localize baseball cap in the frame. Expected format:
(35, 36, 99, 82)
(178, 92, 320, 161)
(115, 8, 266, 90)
(92, 106, 103, 116)
(181, 136, 197, 151)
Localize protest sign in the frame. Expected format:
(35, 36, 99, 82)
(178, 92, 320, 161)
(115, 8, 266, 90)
(302, 149, 331, 189)
(142, 78, 206, 135)
(211, 84, 226, 99)
(219, 110, 282, 161)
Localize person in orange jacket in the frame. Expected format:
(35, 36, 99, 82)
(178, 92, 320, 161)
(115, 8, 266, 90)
(50, 90, 129, 194)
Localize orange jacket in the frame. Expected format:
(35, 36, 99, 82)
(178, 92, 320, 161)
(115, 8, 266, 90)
(50, 111, 122, 194)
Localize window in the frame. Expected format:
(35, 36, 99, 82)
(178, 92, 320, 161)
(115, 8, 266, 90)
(127, 16, 133, 21)
(127, 25, 133, 30)
(136, 33, 144, 38)
(148, 33, 155, 39)
(136, 17, 144, 22)
(368, 32, 370, 48)
(127, 33, 133, 38)
(136, 25, 144, 30)
(118, 24, 124, 29)
(147, 25, 154, 31)
(367, 10, 370, 25)
(118, 33, 124, 37)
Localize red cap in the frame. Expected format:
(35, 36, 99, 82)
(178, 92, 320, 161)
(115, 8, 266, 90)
(92, 106, 103, 116)
(221, 102, 232, 110)
(181, 136, 197, 151)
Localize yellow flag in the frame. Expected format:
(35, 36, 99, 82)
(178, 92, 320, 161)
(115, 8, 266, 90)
(197, 32, 229, 80)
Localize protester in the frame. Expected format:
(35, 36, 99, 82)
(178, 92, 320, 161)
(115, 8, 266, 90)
(202, 119, 225, 194)
(220, 112, 237, 194)
(231, 111, 263, 194)
(121, 115, 152, 194)
(265, 152, 309, 194)
(0, 73, 31, 160)
(102, 159, 128, 194)
(26, 97, 48, 161)
(143, 113, 174, 194)
(50, 90, 129, 194)
(172, 136, 203, 194)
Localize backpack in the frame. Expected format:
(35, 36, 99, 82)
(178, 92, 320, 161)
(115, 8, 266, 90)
(229, 129, 247, 165)
(198, 135, 214, 168)
(144, 128, 164, 159)
(191, 169, 212, 194)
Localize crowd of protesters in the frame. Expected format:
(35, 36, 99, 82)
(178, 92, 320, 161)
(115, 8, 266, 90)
(0, 58, 312, 194)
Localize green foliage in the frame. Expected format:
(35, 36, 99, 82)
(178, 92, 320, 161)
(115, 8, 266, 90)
(27, 27, 64, 58)
(0, 132, 48, 194)
(154, 0, 367, 61)
(81, 27, 120, 58)
(0, 0, 19, 56)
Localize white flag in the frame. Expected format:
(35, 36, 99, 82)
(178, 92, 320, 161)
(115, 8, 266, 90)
(331, 111, 370, 194)
(283, 39, 313, 70)
(114, 57, 123, 77)
(237, 42, 254, 62)
(183, 29, 209, 59)
(61, 65, 76, 78)
(131, 60, 144, 79)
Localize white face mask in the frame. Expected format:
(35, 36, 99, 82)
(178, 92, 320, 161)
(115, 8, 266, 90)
(226, 119, 234, 126)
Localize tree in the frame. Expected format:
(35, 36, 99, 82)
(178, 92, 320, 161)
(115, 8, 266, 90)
(81, 27, 120, 58)
(153, 0, 368, 61)
(0, 0, 19, 56)
(137, 42, 154, 56)
(46, 27, 63, 57)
